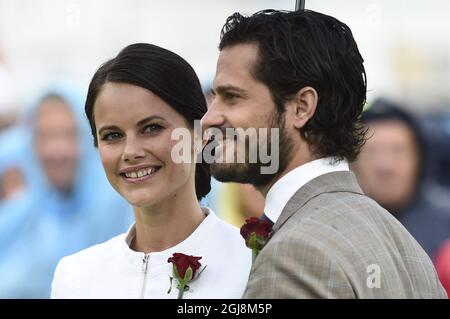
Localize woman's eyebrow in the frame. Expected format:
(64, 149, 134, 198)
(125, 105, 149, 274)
(136, 115, 166, 126)
(98, 115, 166, 134)
(98, 125, 120, 135)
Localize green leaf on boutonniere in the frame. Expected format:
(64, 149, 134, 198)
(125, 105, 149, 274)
(172, 264, 181, 280)
(167, 276, 173, 294)
(248, 233, 257, 249)
(183, 266, 193, 282)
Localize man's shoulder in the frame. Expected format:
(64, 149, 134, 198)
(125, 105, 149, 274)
(268, 190, 408, 258)
(268, 189, 434, 272)
(286, 190, 387, 234)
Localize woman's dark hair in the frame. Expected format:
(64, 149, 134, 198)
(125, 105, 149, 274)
(85, 43, 210, 199)
(219, 9, 367, 162)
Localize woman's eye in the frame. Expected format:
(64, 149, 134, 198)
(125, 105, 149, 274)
(101, 132, 122, 141)
(143, 124, 163, 134)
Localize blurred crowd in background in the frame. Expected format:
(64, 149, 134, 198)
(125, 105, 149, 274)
(1, 0, 450, 298)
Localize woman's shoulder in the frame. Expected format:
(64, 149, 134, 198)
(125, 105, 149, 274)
(207, 208, 240, 232)
(198, 209, 252, 289)
(205, 209, 248, 251)
(54, 233, 126, 276)
(51, 233, 127, 298)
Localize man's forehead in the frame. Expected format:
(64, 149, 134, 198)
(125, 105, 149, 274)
(217, 43, 258, 69)
(214, 43, 259, 89)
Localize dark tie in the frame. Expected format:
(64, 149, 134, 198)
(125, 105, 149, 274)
(260, 213, 274, 226)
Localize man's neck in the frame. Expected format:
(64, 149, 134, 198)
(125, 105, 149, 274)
(257, 149, 316, 198)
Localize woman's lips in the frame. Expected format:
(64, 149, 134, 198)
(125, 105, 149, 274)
(120, 166, 161, 184)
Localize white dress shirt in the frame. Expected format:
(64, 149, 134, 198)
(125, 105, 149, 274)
(264, 157, 349, 224)
(51, 208, 251, 299)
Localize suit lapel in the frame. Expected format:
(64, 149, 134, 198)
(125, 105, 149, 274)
(271, 171, 364, 233)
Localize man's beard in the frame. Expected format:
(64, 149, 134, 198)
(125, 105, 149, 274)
(210, 111, 294, 188)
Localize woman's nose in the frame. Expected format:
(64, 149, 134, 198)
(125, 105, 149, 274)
(122, 136, 146, 161)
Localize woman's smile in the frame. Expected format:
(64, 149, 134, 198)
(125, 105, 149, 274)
(119, 165, 162, 184)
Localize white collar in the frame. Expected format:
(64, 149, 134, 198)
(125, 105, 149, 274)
(264, 157, 349, 224)
(121, 207, 218, 268)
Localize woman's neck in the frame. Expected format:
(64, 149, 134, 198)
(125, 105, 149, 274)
(131, 189, 205, 254)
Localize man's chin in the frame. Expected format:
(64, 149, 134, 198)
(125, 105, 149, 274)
(210, 162, 276, 186)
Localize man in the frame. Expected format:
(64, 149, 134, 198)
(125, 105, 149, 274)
(201, 9, 446, 298)
(352, 99, 450, 259)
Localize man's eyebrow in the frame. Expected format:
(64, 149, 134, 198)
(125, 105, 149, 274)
(214, 85, 247, 95)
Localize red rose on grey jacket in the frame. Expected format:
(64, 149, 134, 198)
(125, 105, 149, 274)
(240, 217, 272, 249)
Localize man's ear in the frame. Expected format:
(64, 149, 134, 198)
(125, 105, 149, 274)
(288, 86, 318, 129)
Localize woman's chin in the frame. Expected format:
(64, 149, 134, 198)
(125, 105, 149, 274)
(122, 192, 157, 208)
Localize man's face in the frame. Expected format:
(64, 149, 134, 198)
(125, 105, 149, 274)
(201, 43, 293, 187)
(34, 98, 80, 192)
(352, 120, 420, 211)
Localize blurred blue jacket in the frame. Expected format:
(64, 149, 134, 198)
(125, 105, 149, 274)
(0, 83, 133, 298)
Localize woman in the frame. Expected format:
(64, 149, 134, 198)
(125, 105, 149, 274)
(51, 43, 251, 299)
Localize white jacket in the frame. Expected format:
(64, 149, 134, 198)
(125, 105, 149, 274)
(51, 210, 251, 298)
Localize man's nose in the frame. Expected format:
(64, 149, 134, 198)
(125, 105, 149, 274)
(373, 153, 396, 178)
(201, 99, 226, 133)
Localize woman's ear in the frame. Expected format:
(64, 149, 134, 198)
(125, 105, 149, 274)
(288, 86, 318, 129)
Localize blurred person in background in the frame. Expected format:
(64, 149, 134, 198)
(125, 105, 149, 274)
(238, 184, 264, 219)
(0, 58, 19, 132)
(0, 129, 27, 201)
(434, 238, 450, 297)
(0, 54, 26, 201)
(0, 83, 133, 298)
(424, 112, 450, 190)
(216, 183, 265, 227)
(352, 98, 450, 259)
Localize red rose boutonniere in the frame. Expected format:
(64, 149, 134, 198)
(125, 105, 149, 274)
(240, 217, 273, 262)
(167, 253, 206, 299)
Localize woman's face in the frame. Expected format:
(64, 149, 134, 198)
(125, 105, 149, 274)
(93, 82, 196, 208)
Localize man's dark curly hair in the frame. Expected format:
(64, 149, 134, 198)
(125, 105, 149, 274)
(219, 9, 367, 162)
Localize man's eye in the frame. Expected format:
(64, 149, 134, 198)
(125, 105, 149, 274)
(143, 124, 163, 134)
(101, 132, 122, 141)
(224, 92, 239, 100)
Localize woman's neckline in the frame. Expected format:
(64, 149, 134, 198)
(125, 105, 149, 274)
(125, 207, 214, 255)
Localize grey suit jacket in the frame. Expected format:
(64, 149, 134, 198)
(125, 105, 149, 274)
(243, 171, 447, 298)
